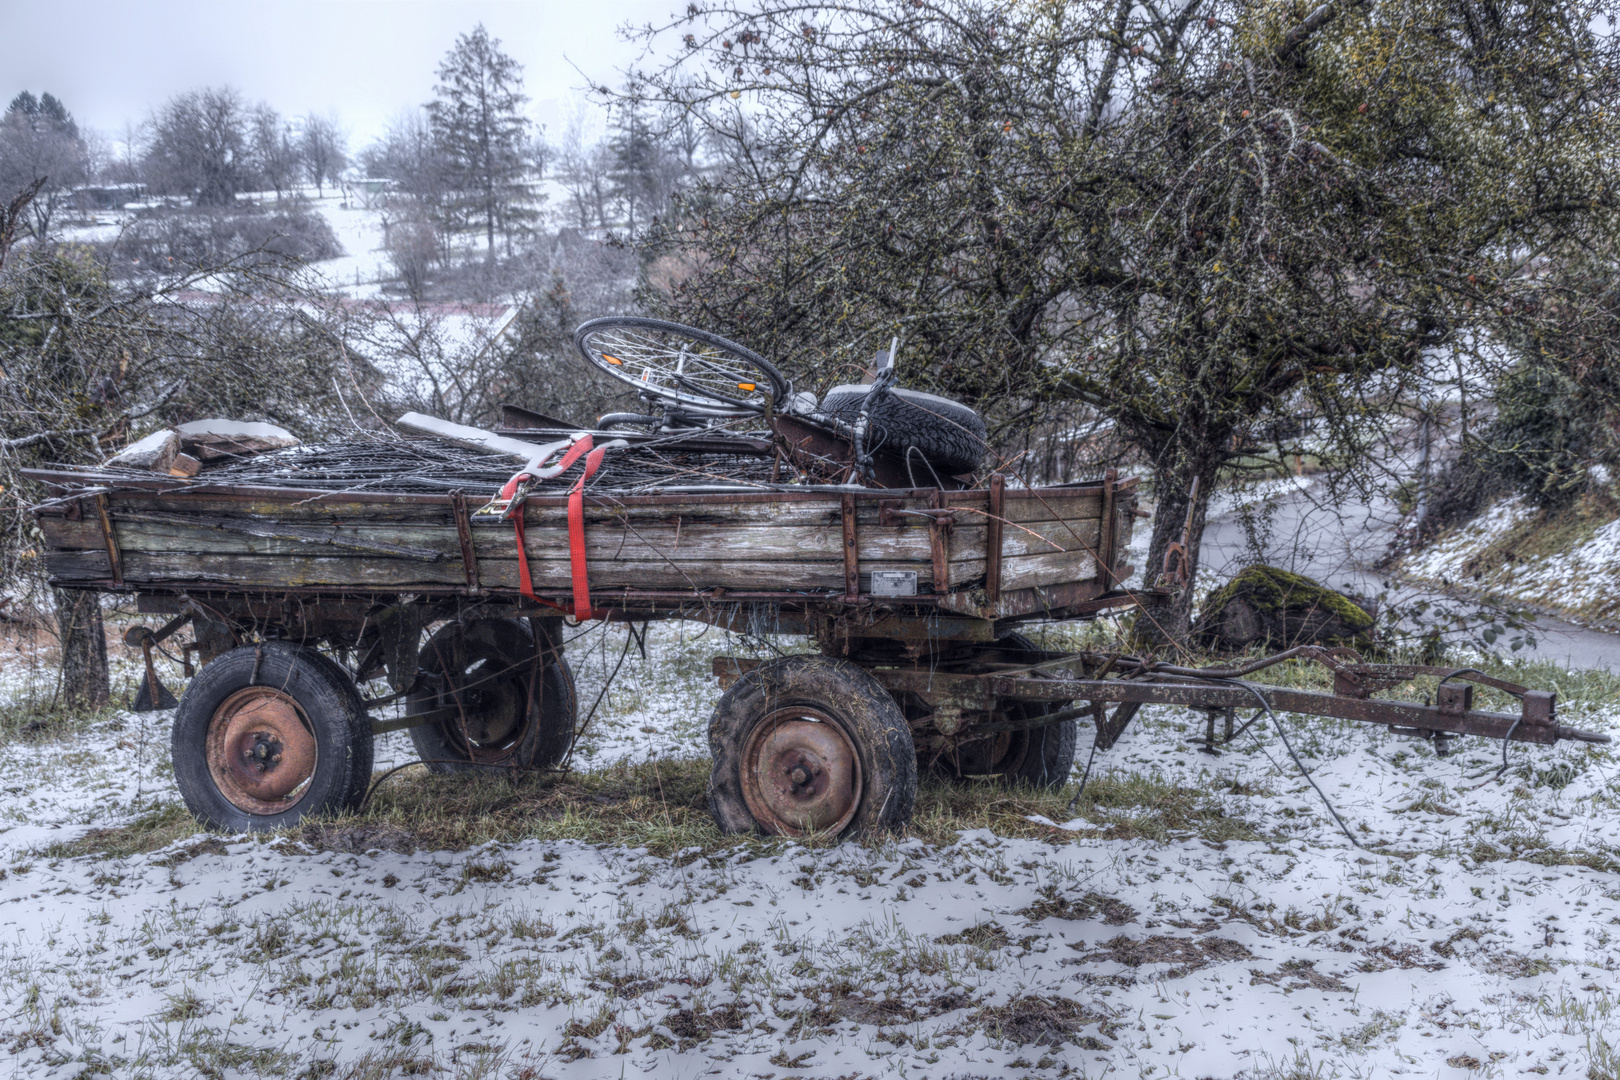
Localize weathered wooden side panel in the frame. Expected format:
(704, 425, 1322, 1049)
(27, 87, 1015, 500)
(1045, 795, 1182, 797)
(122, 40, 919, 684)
(30, 472, 1125, 603)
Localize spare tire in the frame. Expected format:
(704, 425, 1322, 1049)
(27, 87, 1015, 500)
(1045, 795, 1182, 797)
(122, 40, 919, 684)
(820, 384, 987, 476)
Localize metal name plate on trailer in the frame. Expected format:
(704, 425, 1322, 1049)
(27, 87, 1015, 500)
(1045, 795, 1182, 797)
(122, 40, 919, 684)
(870, 570, 918, 597)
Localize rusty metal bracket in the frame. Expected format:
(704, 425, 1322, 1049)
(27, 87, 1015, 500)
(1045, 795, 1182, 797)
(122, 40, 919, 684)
(1436, 682, 1473, 717)
(1156, 476, 1199, 592)
(1521, 689, 1556, 728)
(878, 503, 958, 527)
(841, 492, 860, 599)
(124, 612, 190, 711)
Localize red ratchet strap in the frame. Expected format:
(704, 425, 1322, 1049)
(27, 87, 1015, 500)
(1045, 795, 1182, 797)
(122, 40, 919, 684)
(504, 436, 610, 620)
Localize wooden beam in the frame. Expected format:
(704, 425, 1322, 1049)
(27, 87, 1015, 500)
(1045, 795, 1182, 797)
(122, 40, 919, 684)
(929, 489, 950, 594)
(1096, 468, 1117, 585)
(452, 492, 480, 592)
(93, 494, 122, 585)
(841, 492, 859, 599)
(986, 473, 1005, 601)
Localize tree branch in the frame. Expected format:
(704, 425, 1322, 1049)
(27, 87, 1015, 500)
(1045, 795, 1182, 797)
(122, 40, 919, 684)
(1276, 0, 1365, 61)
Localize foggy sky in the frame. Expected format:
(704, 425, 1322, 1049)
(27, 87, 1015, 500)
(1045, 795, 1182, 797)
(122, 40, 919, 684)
(5, 0, 679, 149)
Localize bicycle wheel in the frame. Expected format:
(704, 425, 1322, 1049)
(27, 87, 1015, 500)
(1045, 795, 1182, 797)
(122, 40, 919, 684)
(574, 317, 789, 413)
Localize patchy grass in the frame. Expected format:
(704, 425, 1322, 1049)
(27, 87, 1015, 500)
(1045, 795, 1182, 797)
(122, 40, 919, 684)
(40, 802, 200, 860)
(37, 754, 1272, 863)
(1400, 491, 1620, 626)
(1460, 490, 1617, 586)
(0, 693, 127, 745)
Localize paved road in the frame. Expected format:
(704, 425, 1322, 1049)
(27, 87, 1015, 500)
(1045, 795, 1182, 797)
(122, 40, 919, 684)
(1194, 477, 1620, 671)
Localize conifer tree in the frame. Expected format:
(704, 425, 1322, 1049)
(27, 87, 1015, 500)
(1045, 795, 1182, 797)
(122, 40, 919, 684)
(426, 24, 534, 259)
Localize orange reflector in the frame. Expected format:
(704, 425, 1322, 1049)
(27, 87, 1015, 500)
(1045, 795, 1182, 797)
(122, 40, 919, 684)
(602, 354, 623, 365)
(738, 382, 756, 392)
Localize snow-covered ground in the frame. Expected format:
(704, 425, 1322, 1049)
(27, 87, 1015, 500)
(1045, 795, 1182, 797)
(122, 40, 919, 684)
(308, 191, 393, 298)
(1405, 496, 1620, 629)
(3, 621, 1619, 1078)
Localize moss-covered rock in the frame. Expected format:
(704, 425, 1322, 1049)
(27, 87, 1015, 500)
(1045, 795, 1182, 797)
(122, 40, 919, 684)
(1193, 565, 1376, 653)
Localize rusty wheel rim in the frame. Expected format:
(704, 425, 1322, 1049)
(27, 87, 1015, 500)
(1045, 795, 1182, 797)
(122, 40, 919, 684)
(740, 707, 862, 837)
(205, 686, 318, 815)
(957, 725, 1024, 778)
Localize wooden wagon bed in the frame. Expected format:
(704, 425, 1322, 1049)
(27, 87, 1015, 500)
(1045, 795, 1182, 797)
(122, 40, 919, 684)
(25, 465, 1139, 626)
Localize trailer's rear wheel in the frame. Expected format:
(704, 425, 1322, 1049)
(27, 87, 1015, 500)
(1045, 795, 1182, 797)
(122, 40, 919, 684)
(408, 619, 576, 774)
(173, 643, 373, 832)
(932, 633, 1077, 789)
(708, 656, 916, 839)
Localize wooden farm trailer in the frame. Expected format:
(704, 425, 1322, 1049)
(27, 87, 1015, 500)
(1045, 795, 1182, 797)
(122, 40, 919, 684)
(24, 444, 1610, 840)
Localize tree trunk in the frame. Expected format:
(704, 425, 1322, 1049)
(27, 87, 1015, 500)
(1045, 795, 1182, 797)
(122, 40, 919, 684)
(53, 588, 109, 713)
(1134, 450, 1224, 648)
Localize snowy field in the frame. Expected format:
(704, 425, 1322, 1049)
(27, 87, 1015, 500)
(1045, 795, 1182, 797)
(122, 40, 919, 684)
(3, 621, 1620, 1079)
(1406, 497, 1620, 628)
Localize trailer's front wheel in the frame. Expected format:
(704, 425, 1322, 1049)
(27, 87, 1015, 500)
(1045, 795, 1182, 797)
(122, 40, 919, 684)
(709, 656, 915, 840)
(173, 643, 373, 832)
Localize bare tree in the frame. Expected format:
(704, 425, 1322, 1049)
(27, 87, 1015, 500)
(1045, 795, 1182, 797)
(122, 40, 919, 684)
(632, 0, 1620, 642)
(143, 87, 251, 206)
(361, 109, 447, 210)
(249, 103, 300, 200)
(384, 206, 440, 301)
(554, 101, 613, 231)
(1, 240, 386, 706)
(0, 91, 89, 239)
(301, 113, 347, 197)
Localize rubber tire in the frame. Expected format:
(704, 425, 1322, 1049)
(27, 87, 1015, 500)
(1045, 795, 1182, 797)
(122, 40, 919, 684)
(820, 384, 988, 475)
(573, 315, 790, 409)
(171, 642, 374, 833)
(708, 655, 917, 840)
(408, 619, 576, 775)
(931, 633, 1077, 789)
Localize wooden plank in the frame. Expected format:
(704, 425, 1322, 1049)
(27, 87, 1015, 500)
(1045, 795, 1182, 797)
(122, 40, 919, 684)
(53, 500, 1095, 579)
(59, 508, 1089, 574)
(115, 510, 447, 561)
(88, 488, 1077, 535)
(944, 517, 1098, 560)
(35, 516, 103, 549)
(997, 548, 1103, 591)
(44, 548, 113, 582)
(1095, 467, 1117, 583)
(929, 489, 949, 594)
(994, 493, 1105, 525)
(118, 551, 471, 588)
(80, 550, 962, 593)
(96, 517, 943, 565)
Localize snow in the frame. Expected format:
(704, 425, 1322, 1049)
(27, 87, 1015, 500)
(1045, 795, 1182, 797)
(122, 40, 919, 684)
(394, 412, 578, 467)
(103, 428, 177, 469)
(1405, 496, 1620, 625)
(174, 419, 297, 441)
(308, 193, 393, 298)
(393, 413, 629, 481)
(2, 620, 1618, 1077)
